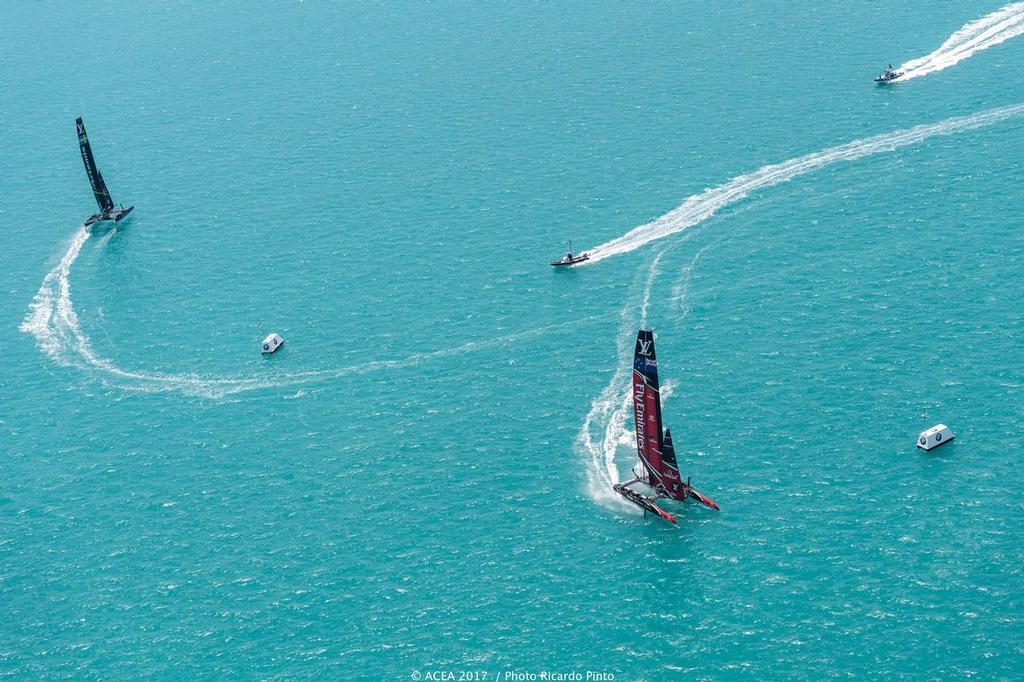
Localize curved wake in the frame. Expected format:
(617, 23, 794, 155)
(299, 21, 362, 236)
(585, 103, 1024, 262)
(21, 228, 592, 398)
(577, 101, 1024, 508)
(898, 2, 1024, 81)
(576, 236, 725, 509)
(20, 228, 284, 398)
(577, 250, 667, 508)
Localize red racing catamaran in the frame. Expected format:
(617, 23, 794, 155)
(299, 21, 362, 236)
(613, 330, 719, 524)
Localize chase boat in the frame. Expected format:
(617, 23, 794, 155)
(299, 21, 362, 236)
(874, 64, 904, 83)
(550, 240, 589, 267)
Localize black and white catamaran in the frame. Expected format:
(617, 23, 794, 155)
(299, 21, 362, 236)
(76, 117, 133, 229)
(613, 330, 719, 524)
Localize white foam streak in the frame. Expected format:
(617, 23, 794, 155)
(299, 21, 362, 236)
(21, 228, 90, 363)
(578, 244, 717, 510)
(669, 238, 719, 318)
(21, 228, 597, 398)
(577, 252, 664, 509)
(21, 228, 276, 398)
(586, 103, 1024, 262)
(898, 3, 1024, 81)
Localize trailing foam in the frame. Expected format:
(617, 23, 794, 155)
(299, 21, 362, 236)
(20, 227, 293, 397)
(22, 229, 589, 398)
(586, 103, 1024, 262)
(899, 2, 1024, 81)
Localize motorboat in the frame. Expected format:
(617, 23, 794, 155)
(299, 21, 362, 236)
(874, 64, 904, 83)
(551, 251, 589, 267)
(551, 239, 589, 267)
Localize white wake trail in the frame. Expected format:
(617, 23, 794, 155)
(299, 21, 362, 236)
(577, 237, 723, 510)
(21, 227, 91, 363)
(585, 103, 1024, 262)
(22, 228, 598, 398)
(669, 238, 720, 318)
(898, 2, 1024, 81)
(20, 227, 277, 398)
(578, 250, 666, 508)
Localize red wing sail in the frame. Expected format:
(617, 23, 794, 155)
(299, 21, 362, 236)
(620, 329, 720, 520)
(632, 330, 664, 487)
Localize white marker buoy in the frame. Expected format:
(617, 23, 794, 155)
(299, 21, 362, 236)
(918, 424, 955, 451)
(261, 333, 284, 354)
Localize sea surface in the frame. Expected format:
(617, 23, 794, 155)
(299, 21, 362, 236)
(2, 1, 1023, 678)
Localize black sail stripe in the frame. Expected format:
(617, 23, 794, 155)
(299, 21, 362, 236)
(76, 118, 114, 213)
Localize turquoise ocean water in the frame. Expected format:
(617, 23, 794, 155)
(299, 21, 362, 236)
(3, 1, 1023, 678)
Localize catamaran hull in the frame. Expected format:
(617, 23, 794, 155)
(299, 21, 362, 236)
(686, 487, 720, 510)
(613, 479, 719, 523)
(613, 484, 677, 524)
(85, 206, 134, 230)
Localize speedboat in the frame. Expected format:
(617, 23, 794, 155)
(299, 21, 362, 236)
(874, 64, 904, 83)
(550, 250, 589, 267)
(551, 239, 589, 267)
